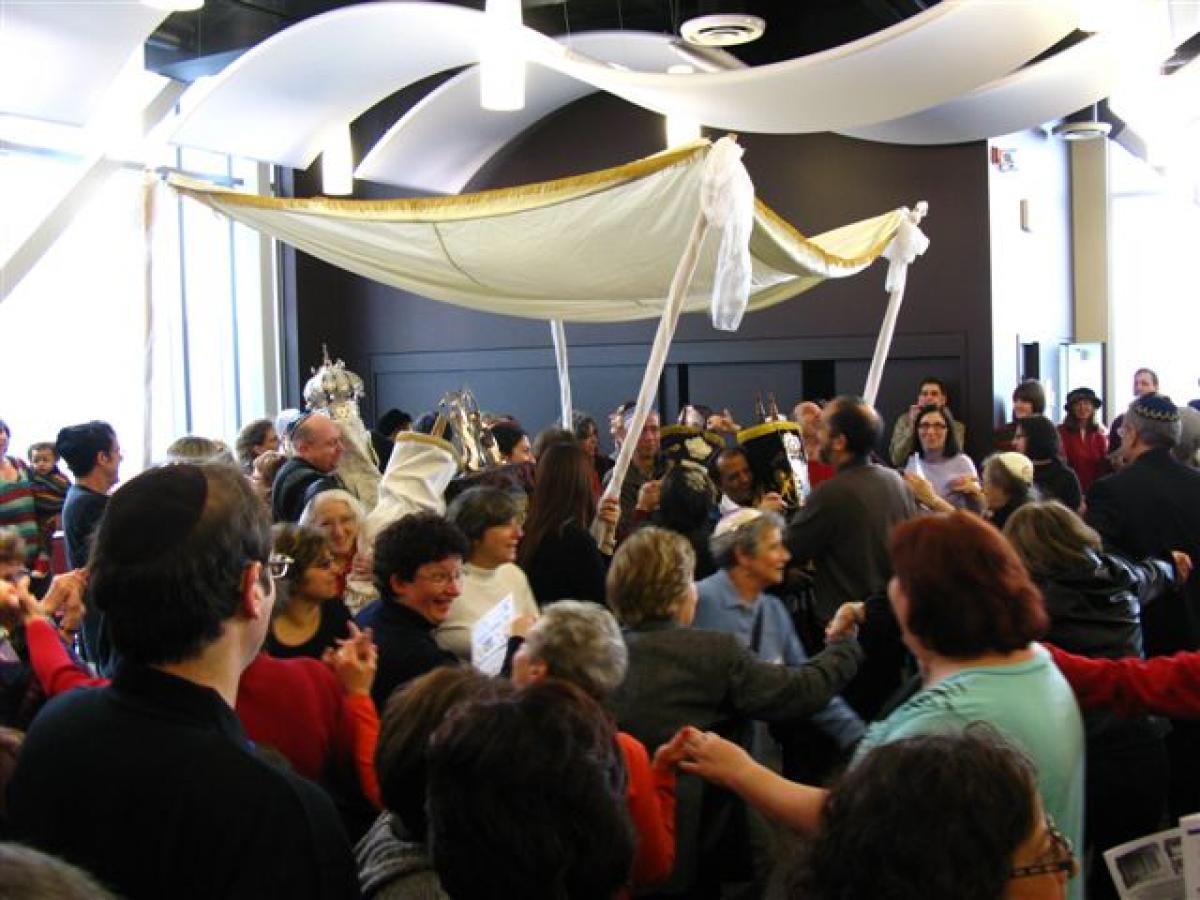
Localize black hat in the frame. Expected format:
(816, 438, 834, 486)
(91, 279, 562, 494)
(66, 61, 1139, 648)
(1065, 387, 1103, 413)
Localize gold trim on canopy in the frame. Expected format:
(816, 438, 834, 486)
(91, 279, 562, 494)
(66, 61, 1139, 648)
(169, 140, 912, 324)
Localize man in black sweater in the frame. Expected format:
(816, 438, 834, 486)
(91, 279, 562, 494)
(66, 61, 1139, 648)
(272, 411, 345, 522)
(8, 463, 359, 899)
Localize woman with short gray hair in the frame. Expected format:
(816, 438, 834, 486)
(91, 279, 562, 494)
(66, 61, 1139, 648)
(517, 600, 627, 700)
(510, 600, 672, 891)
(708, 508, 785, 571)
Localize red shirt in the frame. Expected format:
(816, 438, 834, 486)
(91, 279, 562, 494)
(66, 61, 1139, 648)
(24, 620, 380, 807)
(1058, 425, 1110, 492)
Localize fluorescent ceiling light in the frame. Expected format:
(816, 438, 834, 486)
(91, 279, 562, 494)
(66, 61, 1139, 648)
(141, 0, 204, 11)
(321, 126, 354, 196)
(480, 0, 525, 111)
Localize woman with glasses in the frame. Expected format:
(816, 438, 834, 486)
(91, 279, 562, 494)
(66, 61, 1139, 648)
(902, 405, 984, 513)
(265, 523, 352, 660)
(668, 512, 1085, 899)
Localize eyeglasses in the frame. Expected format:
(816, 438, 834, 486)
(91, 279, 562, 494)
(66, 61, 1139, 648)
(417, 567, 464, 587)
(267, 554, 294, 580)
(1010, 819, 1077, 881)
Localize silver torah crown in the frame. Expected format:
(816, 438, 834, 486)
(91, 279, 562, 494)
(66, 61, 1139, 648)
(304, 344, 366, 421)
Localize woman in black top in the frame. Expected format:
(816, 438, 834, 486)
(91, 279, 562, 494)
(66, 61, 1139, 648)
(1015, 414, 1082, 512)
(518, 443, 616, 607)
(265, 523, 351, 660)
(1006, 501, 1187, 900)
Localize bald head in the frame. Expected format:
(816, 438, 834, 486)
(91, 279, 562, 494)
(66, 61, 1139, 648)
(292, 414, 343, 473)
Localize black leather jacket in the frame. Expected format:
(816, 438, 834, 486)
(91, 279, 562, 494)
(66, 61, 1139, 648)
(1040, 550, 1178, 749)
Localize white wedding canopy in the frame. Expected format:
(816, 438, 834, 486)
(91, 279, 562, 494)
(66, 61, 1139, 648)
(172, 140, 909, 324)
(172, 138, 929, 524)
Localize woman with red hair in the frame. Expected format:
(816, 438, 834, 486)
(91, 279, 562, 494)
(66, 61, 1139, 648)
(669, 512, 1086, 899)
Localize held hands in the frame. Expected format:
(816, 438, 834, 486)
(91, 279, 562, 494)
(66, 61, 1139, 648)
(323, 622, 378, 697)
(825, 601, 865, 642)
(654, 726, 755, 789)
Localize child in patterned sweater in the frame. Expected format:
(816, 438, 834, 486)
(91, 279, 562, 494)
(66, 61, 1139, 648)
(27, 442, 71, 575)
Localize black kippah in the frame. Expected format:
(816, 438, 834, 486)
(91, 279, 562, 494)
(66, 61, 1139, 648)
(1132, 393, 1180, 424)
(100, 465, 208, 562)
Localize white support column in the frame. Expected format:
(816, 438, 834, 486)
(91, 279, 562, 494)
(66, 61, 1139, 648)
(550, 319, 573, 430)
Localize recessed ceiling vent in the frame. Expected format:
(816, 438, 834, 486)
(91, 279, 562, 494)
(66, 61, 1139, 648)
(1052, 120, 1113, 141)
(680, 14, 766, 48)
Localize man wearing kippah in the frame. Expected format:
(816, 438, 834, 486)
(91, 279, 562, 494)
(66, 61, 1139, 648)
(8, 464, 359, 899)
(1086, 392, 1200, 819)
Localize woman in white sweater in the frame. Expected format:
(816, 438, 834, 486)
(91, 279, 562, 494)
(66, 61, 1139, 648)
(438, 486, 539, 661)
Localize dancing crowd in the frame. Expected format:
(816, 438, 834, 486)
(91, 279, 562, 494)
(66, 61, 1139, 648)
(1, 366, 1200, 900)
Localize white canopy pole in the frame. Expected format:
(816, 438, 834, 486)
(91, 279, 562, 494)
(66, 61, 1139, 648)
(862, 201, 930, 407)
(550, 319, 573, 430)
(596, 136, 754, 553)
(596, 210, 707, 553)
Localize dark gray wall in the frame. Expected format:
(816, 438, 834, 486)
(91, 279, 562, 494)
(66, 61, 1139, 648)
(285, 92, 1000, 458)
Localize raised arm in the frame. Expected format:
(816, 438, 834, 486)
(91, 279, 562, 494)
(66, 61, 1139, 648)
(1046, 642, 1200, 719)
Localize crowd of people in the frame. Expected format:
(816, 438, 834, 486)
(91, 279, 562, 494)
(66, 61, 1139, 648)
(1, 366, 1200, 900)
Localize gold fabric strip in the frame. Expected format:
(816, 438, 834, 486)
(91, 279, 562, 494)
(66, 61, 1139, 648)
(170, 140, 710, 223)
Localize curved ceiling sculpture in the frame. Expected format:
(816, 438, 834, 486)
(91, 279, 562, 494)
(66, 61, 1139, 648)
(0, 3, 166, 127)
(837, 32, 1127, 145)
(356, 31, 744, 193)
(168, 0, 1080, 171)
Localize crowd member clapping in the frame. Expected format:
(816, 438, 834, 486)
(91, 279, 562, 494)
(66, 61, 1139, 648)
(947, 452, 1037, 529)
(511, 601, 676, 891)
(439, 486, 538, 662)
(426, 679, 635, 900)
(357, 667, 507, 899)
(6, 463, 360, 898)
(902, 405, 983, 512)
(265, 524, 352, 660)
(608, 527, 863, 896)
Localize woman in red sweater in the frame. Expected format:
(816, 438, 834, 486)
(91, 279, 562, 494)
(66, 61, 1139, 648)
(1058, 387, 1110, 492)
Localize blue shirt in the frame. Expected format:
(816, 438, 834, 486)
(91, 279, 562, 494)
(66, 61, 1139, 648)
(693, 569, 864, 750)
